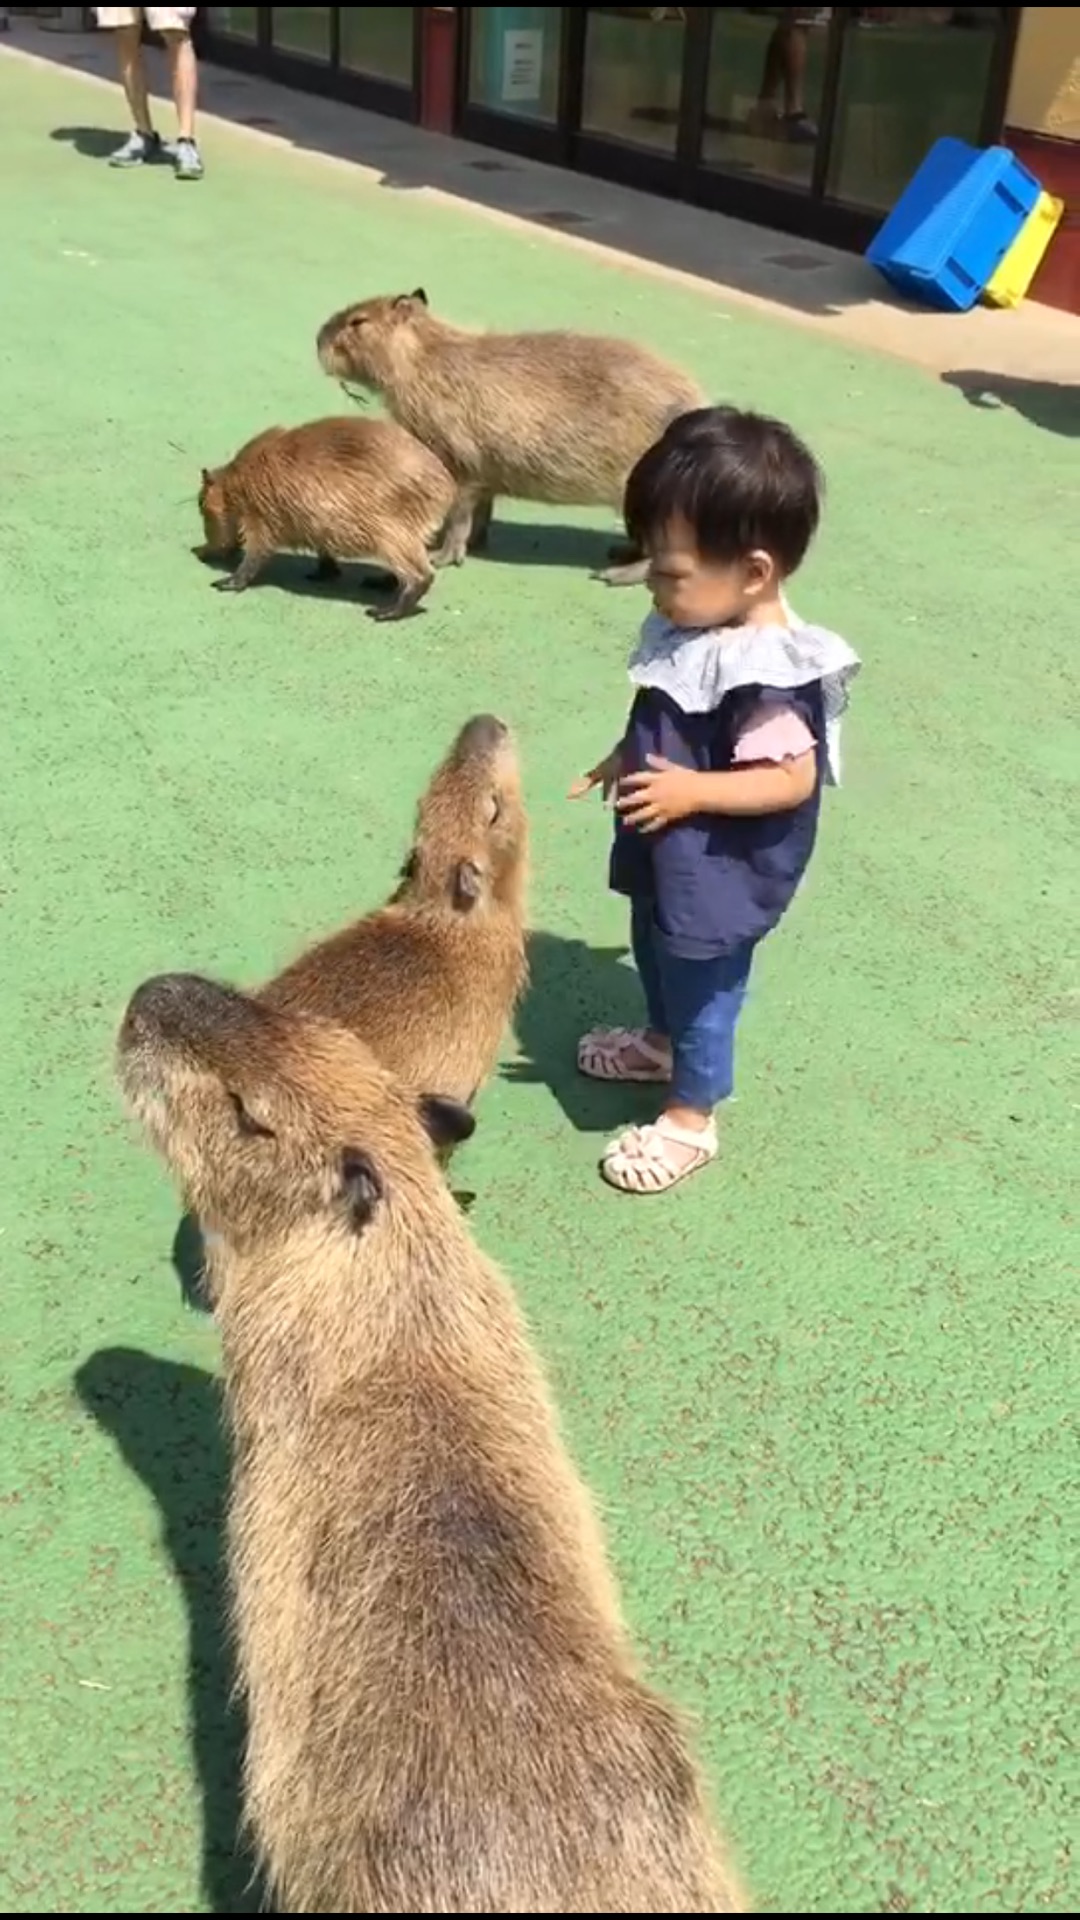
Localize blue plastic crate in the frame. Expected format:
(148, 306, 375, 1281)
(866, 137, 1041, 313)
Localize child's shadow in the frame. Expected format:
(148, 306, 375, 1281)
(507, 928, 656, 1133)
(74, 1348, 264, 1913)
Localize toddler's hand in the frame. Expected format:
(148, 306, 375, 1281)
(569, 748, 621, 804)
(616, 756, 700, 833)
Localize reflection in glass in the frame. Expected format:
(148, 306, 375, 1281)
(271, 9, 332, 63)
(206, 6, 258, 38)
(701, 8, 831, 190)
(339, 8, 416, 88)
(827, 7, 1004, 212)
(580, 7, 687, 156)
(468, 6, 563, 124)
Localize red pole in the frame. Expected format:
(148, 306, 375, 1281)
(419, 6, 459, 136)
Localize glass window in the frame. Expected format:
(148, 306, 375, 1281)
(205, 6, 258, 38)
(467, 6, 563, 124)
(700, 8, 832, 189)
(825, 7, 1006, 212)
(580, 7, 687, 156)
(339, 8, 416, 88)
(270, 9, 332, 63)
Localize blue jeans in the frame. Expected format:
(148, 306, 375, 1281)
(630, 897, 755, 1110)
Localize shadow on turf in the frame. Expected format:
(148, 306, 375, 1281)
(940, 369, 1080, 439)
(189, 517, 623, 599)
(75, 1347, 264, 1915)
(50, 124, 129, 160)
(508, 927, 660, 1135)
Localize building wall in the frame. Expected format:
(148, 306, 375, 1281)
(1006, 7, 1080, 141)
(1003, 9, 1080, 316)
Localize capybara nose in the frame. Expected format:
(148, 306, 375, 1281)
(120, 972, 239, 1047)
(456, 714, 509, 757)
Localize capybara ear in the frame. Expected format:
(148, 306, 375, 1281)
(452, 860, 483, 911)
(419, 1095, 476, 1151)
(200, 467, 211, 486)
(410, 287, 428, 306)
(340, 1148, 385, 1228)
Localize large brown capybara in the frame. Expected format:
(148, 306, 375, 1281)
(198, 415, 457, 620)
(316, 289, 706, 583)
(260, 713, 528, 1114)
(116, 978, 749, 1914)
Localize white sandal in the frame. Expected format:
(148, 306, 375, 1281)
(577, 1026, 672, 1084)
(601, 1116, 718, 1194)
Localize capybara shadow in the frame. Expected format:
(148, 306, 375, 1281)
(509, 928, 657, 1134)
(191, 543, 396, 604)
(480, 518, 630, 575)
(74, 1348, 265, 1914)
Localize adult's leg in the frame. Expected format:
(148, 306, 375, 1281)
(161, 25, 197, 142)
(100, 12, 160, 164)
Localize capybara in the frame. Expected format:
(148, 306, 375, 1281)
(260, 713, 528, 1111)
(198, 415, 457, 620)
(116, 976, 748, 1913)
(315, 290, 706, 583)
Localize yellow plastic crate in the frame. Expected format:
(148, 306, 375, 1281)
(982, 190, 1064, 309)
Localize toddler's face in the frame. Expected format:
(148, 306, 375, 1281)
(645, 516, 778, 630)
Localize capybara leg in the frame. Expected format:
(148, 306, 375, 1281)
(431, 489, 480, 570)
(467, 492, 495, 554)
(214, 547, 269, 593)
(308, 552, 341, 582)
(595, 555, 651, 588)
(367, 557, 434, 622)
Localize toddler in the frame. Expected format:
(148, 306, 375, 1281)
(571, 405, 860, 1193)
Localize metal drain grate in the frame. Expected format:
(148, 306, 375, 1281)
(465, 158, 515, 174)
(764, 250, 830, 273)
(535, 209, 592, 228)
(239, 115, 283, 132)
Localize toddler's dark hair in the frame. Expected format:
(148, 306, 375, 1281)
(624, 405, 823, 577)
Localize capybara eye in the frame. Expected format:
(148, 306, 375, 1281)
(488, 793, 502, 827)
(229, 1091, 276, 1140)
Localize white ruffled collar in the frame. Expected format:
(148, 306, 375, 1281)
(628, 601, 861, 785)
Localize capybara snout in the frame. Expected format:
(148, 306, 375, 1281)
(404, 710, 526, 918)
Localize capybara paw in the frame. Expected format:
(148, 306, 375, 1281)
(213, 575, 245, 593)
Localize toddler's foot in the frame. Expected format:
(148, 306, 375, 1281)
(577, 1027, 672, 1083)
(601, 1115, 718, 1194)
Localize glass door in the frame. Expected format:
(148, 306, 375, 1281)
(823, 7, 1010, 213)
(578, 7, 690, 155)
(269, 8, 332, 64)
(699, 8, 834, 190)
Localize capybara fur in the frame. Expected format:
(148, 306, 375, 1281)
(116, 977, 748, 1913)
(316, 289, 706, 583)
(260, 713, 527, 1113)
(198, 415, 457, 620)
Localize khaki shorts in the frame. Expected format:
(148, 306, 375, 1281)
(95, 7, 197, 29)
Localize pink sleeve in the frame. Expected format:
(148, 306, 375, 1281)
(732, 700, 817, 766)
